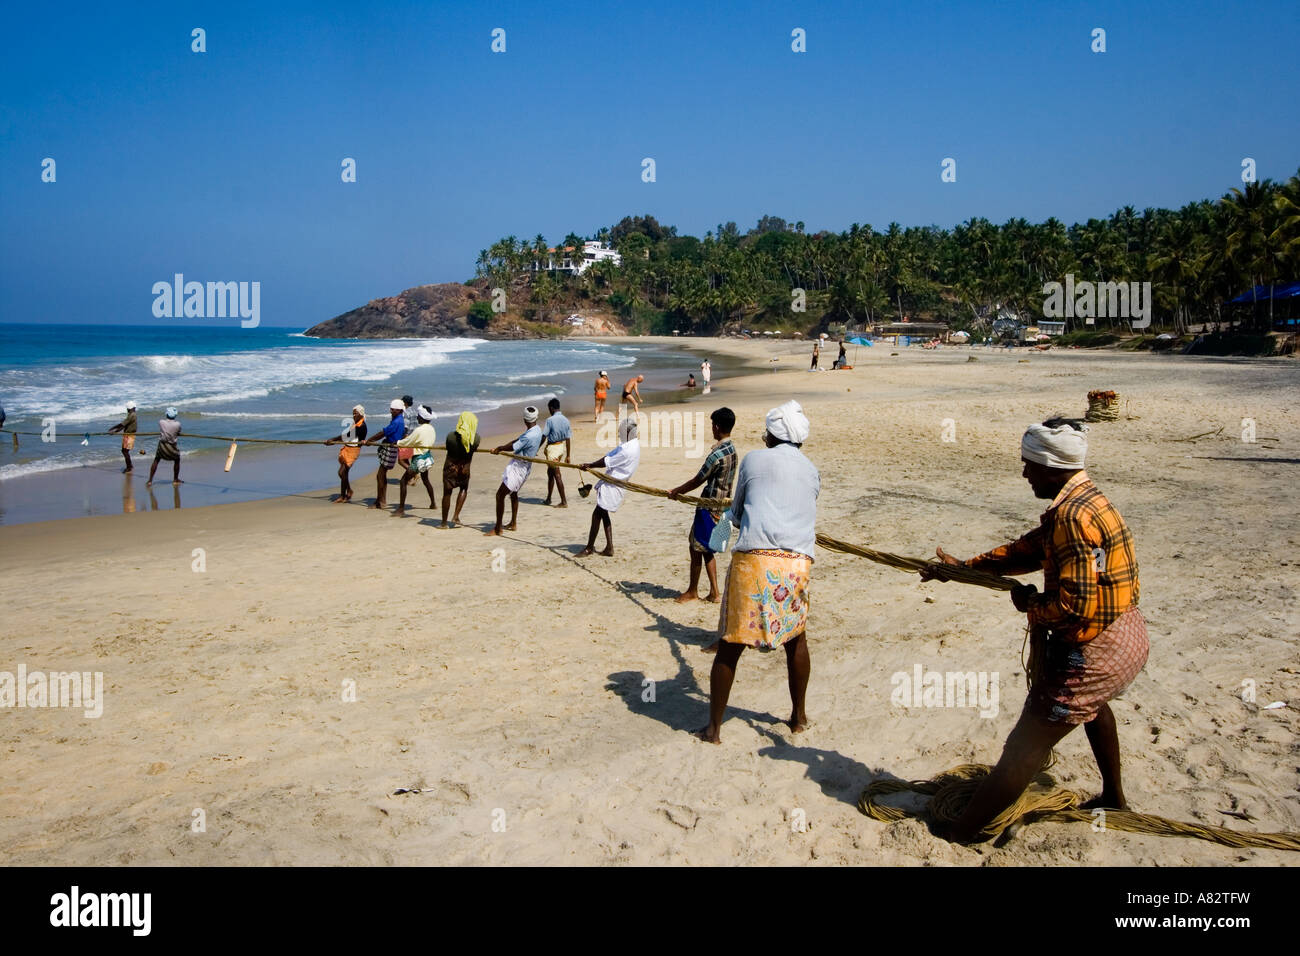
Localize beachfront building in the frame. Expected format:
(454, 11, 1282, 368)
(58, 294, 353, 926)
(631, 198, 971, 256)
(872, 320, 951, 346)
(531, 241, 623, 276)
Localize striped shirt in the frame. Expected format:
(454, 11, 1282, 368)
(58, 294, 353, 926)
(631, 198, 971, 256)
(965, 471, 1139, 643)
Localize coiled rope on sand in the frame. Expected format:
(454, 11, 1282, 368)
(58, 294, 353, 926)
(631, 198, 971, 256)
(858, 763, 1300, 850)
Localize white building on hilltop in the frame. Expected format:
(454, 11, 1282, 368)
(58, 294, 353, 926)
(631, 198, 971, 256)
(532, 240, 622, 275)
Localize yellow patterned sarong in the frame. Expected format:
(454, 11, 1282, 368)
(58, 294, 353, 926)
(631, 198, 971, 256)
(718, 549, 812, 649)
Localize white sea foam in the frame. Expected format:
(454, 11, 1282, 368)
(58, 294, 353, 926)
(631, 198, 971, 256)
(3, 338, 482, 422)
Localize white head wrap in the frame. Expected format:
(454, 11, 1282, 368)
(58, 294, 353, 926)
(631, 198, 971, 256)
(1021, 422, 1088, 470)
(619, 415, 639, 443)
(352, 404, 365, 416)
(766, 400, 810, 444)
(389, 399, 405, 411)
(523, 406, 539, 424)
(417, 405, 433, 422)
(126, 401, 137, 410)
(165, 407, 178, 419)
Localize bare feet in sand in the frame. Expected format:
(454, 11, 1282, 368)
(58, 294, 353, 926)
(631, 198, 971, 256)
(674, 591, 698, 604)
(696, 725, 721, 744)
(788, 713, 810, 734)
(504, 522, 517, 531)
(577, 547, 595, 557)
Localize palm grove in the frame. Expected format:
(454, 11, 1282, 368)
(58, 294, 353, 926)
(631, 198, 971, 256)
(473, 171, 1300, 338)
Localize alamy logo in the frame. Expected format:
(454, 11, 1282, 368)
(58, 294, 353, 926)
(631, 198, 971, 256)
(1042, 274, 1150, 330)
(0, 664, 104, 718)
(152, 274, 261, 327)
(50, 886, 151, 936)
(890, 664, 999, 718)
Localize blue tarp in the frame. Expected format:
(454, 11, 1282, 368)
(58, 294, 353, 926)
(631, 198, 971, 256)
(1228, 281, 1300, 304)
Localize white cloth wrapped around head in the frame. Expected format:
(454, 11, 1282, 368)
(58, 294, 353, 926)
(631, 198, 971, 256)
(766, 400, 810, 444)
(1022, 422, 1088, 470)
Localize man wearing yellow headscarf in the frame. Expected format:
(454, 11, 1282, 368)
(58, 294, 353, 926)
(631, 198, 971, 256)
(441, 411, 479, 528)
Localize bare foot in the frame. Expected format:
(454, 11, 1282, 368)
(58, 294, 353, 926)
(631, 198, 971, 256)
(439, 521, 448, 528)
(334, 496, 348, 504)
(788, 714, 811, 734)
(696, 725, 721, 744)
(543, 499, 552, 506)
(703, 593, 721, 603)
(392, 506, 406, 517)
(1080, 794, 1129, 812)
(577, 547, 595, 556)
(173, 479, 184, 484)
(428, 500, 436, 509)
(555, 502, 567, 508)
(599, 547, 614, 557)
(674, 591, 699, 604)
(145, 481, 153, 486)
(370, 502, 385, 510)
(504, 522, 517, 531)
(485, 528, 502, 536)
(700, 640, 719, 653)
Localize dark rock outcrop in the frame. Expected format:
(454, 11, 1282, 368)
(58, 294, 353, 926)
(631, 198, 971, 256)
(303, 283, 494, 339)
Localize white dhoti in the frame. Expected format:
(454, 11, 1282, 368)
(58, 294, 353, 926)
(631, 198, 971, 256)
(594, 480, 626, 512)
(502, 458, 531, 493)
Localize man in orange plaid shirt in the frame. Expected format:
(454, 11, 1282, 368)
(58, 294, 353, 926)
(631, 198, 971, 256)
(922, 417, 1147, 842)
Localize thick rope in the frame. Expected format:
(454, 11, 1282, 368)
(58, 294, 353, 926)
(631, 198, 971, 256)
(0, 427, 1018, 592)
(858, 763, 1300, 850)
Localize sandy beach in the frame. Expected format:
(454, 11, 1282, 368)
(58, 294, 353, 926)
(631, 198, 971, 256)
(2, 338, 1297, 865)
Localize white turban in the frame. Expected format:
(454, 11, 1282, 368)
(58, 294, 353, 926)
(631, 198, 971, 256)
(417, 405, 434, 422)
(1022, 423, 1088, 470)
(523, 406, 539, 424)
(766, 400, 810, 444)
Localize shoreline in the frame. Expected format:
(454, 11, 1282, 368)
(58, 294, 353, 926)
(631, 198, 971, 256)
(0, 337, 755, 528)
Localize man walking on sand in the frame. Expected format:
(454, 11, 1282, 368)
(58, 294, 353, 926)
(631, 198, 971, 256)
(487, 406, 543, 535)
(699, 400, 818, 744)
(920, 417, 1146, 843)
(669, 407, 737, 604)
(541, 397, 572, 507)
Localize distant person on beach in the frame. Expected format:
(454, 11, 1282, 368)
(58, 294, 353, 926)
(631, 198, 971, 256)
(834, 340, 847, 368)
(920, 418, 1145, 843)
(488, 406, 543, 535)
(147, 407, 183, 486)
(107, 401, 138, 473)
(700, 360, 712, 388)
(810, 340, 821, 370)
(441, 411, 479, 528)
(621, 374, 645, 412)
(397, 395, 418, 470)
(578, 416, 641, 557)
(593, 371, 610, 422)
(394, 405, 437, 516)
(699, 400, 818, 745)
(363, 399, 406, 509)
(541, 398, 572, 508)
(323, 404, 367, 502)
(669, 407, 737, 604)
(682, 373, 697, 388)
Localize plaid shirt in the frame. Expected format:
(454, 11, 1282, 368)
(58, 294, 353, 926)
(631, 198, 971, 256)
(965, 471, 1139, 643)
(696, 438, 737, 507)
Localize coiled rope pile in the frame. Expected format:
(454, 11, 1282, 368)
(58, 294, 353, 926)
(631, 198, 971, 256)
(857, 761, 1300, 850)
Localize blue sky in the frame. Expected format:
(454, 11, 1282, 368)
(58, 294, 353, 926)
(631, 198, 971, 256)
(2, 0, 1296, 327)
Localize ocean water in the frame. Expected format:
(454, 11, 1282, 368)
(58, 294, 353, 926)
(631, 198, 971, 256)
(0, 324, 641, 482)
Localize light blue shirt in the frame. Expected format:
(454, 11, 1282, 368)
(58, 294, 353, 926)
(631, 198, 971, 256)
(729, 443, 819, 557)
(512, 425, 544, 458)
(543, 413, 572, 443)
